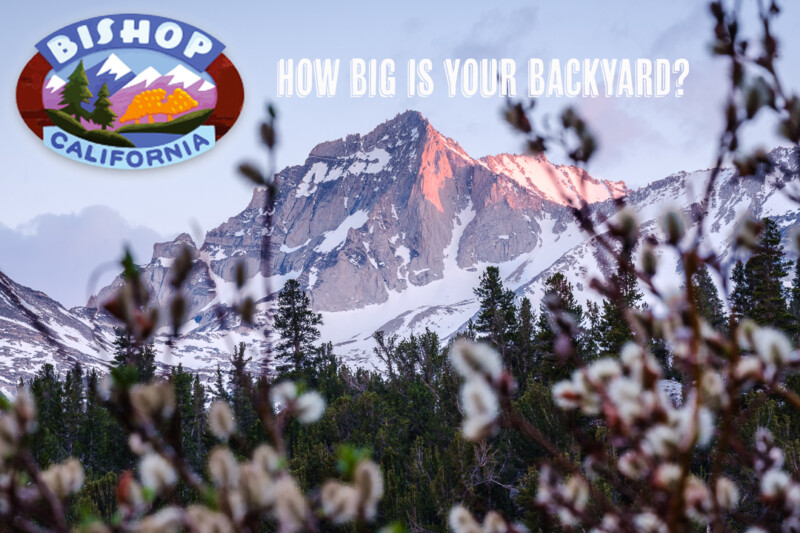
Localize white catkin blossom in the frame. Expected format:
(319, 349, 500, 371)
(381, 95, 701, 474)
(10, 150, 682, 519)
(552, 380, 581, 410)
(270, 381, 298, 408)
(691, 406, 715, 448)
(321, 481, 359, 524)
(590, 514, 621, 533)
(752, 327, 795, 366)
(587, 358, 623, 383)
(128, 433, 152, 456)
(715, 477, 740, 510)
(536, 468, 589, 527)
(186, 505, 233, 533)
(607, 377, 644, 427)
(449, 340, 504, 382)
(0, 415, 22, 457)
(633, 511, 667, 533)
(295, 391, 326, 423)
(139, 453, 177, 493)
(14, 390, 36, 432)
(208, 447, 239, 488)
(137, 506, 183, 533)
(354, 459, 384, 520)
(700, 371, 729, 409)
(41, 458, 84, 498)
(226, 490, 247, 524)
(448, 505, 482, 533)
(240, 462, 275, 509)
(786, 483, 800, 509)
(761, 468, 791, 499)
(642, 424, 681, 458)
(460, 378, 499, 441)
(482, 511, 508, 533)
(253, 444, 283, 474)
(271, 475, 308, 533)
(129, 382, 176, 420)
(683, 476, 712, 522)
(652, 463, 681, 490)
(208, 401, 236, 439)
(618, 450, 650, 480)
(734, 356, 764, 382)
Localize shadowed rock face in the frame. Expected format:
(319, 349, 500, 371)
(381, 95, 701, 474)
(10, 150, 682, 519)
(88, 110, 629, 320)
(2, 111, 798, 396)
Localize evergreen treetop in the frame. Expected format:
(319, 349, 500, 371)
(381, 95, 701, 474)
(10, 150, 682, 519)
(58, 60, 93, 121)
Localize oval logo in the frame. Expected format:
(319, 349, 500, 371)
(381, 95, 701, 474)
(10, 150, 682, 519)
(16, 14, 244, 170)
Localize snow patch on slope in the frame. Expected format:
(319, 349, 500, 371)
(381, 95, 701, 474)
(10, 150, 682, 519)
(315, 211, 370, 253)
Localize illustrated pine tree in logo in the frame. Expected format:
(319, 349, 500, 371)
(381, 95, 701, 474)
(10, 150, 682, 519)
(90, 83, 117, 130)
(59, 60, 93, 121)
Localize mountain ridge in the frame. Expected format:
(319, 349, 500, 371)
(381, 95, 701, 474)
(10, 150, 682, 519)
(1, 110, 798, 396)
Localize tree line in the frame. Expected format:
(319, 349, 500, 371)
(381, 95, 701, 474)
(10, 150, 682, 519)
(14, 215, 800, 530)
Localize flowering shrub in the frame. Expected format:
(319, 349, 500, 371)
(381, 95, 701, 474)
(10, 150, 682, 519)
(2, 2, 800, 532)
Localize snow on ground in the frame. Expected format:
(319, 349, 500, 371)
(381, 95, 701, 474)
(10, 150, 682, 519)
(316, 202, 593, 364)
(482, 154, 624, 206)
(296, 162, 344, 197)
(280, 239, 311, 254)
(315, 211, 369, 253)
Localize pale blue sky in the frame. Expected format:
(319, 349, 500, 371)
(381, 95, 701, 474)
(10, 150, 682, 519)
(1, 1, 799, 306)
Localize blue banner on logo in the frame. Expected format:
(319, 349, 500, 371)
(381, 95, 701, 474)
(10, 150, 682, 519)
(44, 126, 215, 169)
(36, 14, 225, 71)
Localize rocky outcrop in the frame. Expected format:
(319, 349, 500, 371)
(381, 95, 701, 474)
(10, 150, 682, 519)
(1, 110, 798, 394)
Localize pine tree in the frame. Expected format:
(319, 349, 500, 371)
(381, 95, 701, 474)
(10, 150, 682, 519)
(59, 60, 93, 120)
(111, 328, 156, 382)
(62, 362, 84, 457)
(598, 250, 643, 355)
(168, 364, 194, 478)
(473, 266, 517, 356)
(534, 273, 584, 381)
(90, 83, 116, 129)
(584, 301, 602, 357)
(730, 260, 749, 323)
(211, 364, 229, 402)
(691, 265, 726, 330)
(513, 297, 535, 379)
(29, 364, 65, 466)
(228, 343, 258, 442)
(188, 374, 208, 471)
(790, 258, 800, 337)
(742, 218, 792, 329)
(274, 279, 323, 373)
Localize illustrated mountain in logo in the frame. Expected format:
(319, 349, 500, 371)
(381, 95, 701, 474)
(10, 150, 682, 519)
(122, 66, 163, 90)
(44, 75, 66, 93)
(42, 53, 218, 130)
(81, 53, 136, 112)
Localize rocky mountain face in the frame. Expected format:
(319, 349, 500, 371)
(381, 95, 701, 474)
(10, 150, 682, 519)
(0, 270, 115, 395)
(1, 111, 798, 395)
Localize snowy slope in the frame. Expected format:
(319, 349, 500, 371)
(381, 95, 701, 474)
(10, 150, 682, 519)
(1, 112, 799, 388)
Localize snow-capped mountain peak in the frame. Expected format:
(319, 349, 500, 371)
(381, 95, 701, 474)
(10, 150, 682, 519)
(96, 53, 132, 81)
(481, 153, 628, 206)
(3, 110, 799, 396)
(45, 75, 66, 93)
(123, 67, 163, 89)
(165, 64, 204, 88)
